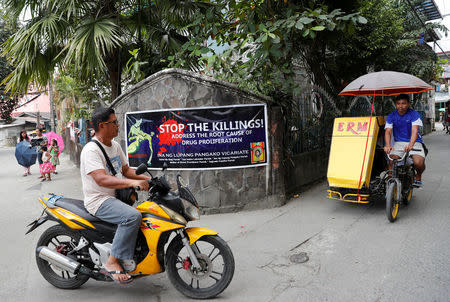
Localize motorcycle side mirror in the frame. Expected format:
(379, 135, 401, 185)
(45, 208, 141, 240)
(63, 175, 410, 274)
(135, 163, 148, 175)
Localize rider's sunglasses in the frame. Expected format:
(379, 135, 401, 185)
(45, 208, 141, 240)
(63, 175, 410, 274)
(102, 119, 119, 126)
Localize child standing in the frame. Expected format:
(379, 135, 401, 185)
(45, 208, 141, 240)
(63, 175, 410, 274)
(40, 146, 55, 181)
(49, 139, 60, 174)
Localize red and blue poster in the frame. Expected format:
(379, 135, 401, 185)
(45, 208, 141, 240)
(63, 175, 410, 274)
(125, 104, 269, 170)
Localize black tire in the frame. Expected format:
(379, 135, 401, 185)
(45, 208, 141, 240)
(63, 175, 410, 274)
(402, 187, 413, 206)
(402, 170, 415, 206)
(166, 235, 235, 299)
(36, 225, 90, 289)
(386, 182, 399, 223)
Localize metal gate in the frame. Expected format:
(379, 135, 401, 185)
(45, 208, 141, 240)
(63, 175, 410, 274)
(285, 85, 341, 155)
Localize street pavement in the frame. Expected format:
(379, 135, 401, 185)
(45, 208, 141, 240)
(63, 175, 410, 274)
(0, 125, 449, 302)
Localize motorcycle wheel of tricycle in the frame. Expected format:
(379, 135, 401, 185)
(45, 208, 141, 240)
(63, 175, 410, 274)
(166, 234, 235, 299)
(36, 225, 90, 289)
(386, 182, 399, 223)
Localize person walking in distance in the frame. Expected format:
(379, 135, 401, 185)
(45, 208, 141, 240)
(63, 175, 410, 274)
(80, 107, 150, 284)
(31, 128, 48, 178)
(17, 130, 31, 176)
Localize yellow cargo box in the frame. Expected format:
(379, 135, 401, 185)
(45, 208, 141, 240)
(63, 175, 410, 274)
(327, 116, 385, 189)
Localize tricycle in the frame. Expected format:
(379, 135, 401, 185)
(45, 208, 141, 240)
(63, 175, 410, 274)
(326, 71, 431, 222)
(326, 116, 417, 222)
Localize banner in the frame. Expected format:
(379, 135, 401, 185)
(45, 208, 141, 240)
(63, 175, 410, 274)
(125, 104, 269, 169)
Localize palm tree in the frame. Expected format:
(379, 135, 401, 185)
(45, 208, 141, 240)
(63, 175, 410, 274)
(1, 0, 218, 101)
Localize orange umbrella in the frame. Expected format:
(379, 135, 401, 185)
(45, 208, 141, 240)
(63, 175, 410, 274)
(339, 71, 432, 96)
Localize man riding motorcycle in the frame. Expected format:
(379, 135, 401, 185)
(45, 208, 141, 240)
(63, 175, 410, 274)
(80, 107, 150, 284)
(383, 94, 426, 188)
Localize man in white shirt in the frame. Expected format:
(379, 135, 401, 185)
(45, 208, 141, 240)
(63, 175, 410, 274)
(80, 107, 150, 284)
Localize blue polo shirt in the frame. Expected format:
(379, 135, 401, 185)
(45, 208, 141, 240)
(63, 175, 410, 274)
(385, 109, 423, 143)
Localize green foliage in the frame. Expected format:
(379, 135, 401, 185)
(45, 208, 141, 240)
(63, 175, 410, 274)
(0, 95, 17, 123)
(124, 49, 148, 84)
(169, 1, 366, 102)
(1, 0, 217, 100)
(54, 68, 109, 122)
(168, 0, 446, 104)
(0, 8, 16, 123)
(327, 0, 446, 90)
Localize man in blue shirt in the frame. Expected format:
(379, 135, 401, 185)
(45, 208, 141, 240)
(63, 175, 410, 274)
(384, 94, 425, 187)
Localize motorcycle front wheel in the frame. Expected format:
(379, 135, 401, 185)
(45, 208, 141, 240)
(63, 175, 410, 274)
(386, 182, 399, 223)
(36, 225, 90, 289)
(166, 234, 235, 299)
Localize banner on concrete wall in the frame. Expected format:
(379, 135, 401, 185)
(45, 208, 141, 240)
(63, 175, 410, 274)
(125, 104, 269, 170)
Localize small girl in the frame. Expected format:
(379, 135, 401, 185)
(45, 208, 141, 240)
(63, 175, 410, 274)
(49, 139, 60, 174)
(40, 146, 55, 181)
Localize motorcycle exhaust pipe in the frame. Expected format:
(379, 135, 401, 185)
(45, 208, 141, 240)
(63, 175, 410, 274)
(37, 246, 82, 274)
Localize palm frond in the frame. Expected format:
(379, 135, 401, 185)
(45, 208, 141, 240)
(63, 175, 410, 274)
(62, 16, 123, 78)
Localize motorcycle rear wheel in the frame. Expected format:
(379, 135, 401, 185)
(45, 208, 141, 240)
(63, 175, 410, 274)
(36, 225, 90, 289)
(166, 234, 235, 299)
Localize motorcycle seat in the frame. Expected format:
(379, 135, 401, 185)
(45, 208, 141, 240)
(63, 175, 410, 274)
(54, 197, 103, 223)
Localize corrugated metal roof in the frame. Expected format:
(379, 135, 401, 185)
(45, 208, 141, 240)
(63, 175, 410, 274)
(417, 0, 442, 21)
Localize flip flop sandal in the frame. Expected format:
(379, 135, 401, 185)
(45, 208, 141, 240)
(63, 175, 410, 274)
(100, 270, 133, 285)
(412, 180, 423, 188)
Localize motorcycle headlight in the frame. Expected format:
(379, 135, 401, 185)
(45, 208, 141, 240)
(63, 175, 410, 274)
(160, 204, 187, 225)
(181, 199, 200, 221)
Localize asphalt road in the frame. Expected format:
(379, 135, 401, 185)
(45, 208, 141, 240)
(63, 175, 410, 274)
(0, 126, 449, 302)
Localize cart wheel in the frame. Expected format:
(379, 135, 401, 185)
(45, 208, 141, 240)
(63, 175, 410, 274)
(386, 182, 399, 222)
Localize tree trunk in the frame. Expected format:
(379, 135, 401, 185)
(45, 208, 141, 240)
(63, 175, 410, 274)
(103, 0, 121, 102)
(49, 79, 56, 131)
(107, 50, 122, 102)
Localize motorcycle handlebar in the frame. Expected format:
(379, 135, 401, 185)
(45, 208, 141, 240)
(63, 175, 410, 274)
(134, 178, 154, 192)
(387, 148, 421, 161)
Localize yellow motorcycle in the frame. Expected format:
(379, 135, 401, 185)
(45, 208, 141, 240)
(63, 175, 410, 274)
(26, 164, 235, 299)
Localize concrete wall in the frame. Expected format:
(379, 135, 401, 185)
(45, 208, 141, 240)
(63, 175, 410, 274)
(63, 127, 83, 167)
(285, 148, 329, 195)
(111, 69, 286, 213)
(0, 123, 24, 146)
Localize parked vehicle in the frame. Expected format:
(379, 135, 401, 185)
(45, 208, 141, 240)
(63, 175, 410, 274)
(26, 163, 235, 299)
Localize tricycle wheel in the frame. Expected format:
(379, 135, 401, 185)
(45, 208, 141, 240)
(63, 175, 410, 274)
(386, 182, 399, 223)
(402, 172, 415, 206)
(402, 187, 413, 206)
